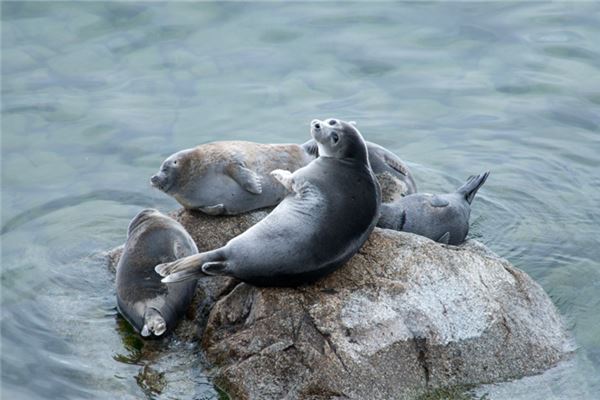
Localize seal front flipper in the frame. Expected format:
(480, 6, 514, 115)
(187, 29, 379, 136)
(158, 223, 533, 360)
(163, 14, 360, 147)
(226, 163, 263, 194)
(301, 139, 319, 157)
(270, 169, 294, 192)
(429, 195, 449, 208)
(382, 152, 410, 177)
(199, 204, 226, 215)
(202, 261, 229, 276)
(437, 232, 451, 244)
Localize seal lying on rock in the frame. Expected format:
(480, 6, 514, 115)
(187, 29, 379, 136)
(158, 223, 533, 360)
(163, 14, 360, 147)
(150, 142, 312, 215)
(116, 209, 198, 337)
(302, 135, 416, 199)
(377, 171, 489, 245)
(150, 135, 412, 215)
(155, 118, 381, 286)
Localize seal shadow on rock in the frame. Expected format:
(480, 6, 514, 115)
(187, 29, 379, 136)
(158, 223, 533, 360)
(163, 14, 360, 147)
(150, 133, 413, 215)
(116, 209, 198, 337)
(154, 118, 381, 287)
(378, 171, 490, 245)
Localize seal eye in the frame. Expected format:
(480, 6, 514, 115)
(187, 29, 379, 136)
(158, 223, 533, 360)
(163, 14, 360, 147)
(173, 160, 178, 165)
(328, 119, 337, 126)
(331, 132, 339, 144)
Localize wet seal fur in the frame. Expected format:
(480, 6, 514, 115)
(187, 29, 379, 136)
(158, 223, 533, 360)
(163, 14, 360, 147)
(116, 209, 198, 337)
(378, 172, 489, 245)
(151, 135, 413, 216)
(155, 118, 381, 287)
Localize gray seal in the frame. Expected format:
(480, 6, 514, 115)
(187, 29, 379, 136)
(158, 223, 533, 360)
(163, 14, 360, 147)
(150, 137, 413, 216)
(150, 142, 312, 215)
(377, 172, 489, 245)
(116, 209, 198, 337)
(154, 118, 381, 286)
(302, 135, 417, 200)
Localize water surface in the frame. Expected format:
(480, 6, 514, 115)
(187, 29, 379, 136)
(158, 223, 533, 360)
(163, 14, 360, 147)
(2, 2, 599, 399)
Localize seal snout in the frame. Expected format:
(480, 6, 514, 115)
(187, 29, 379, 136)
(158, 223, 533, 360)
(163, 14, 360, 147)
(150, 173, 170, 192)
(150, 174, 160, 187)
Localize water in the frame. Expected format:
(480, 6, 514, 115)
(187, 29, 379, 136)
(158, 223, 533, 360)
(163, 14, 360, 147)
(1, 2, 599, 399)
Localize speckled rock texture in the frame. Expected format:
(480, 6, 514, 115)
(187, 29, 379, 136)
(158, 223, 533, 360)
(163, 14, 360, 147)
(107, 209, 572, 400)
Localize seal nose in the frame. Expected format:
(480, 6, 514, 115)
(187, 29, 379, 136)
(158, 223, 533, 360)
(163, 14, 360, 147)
(150, 174, 160, 186)
(311, 119, 321, 130)
(327, 119, 338, 126)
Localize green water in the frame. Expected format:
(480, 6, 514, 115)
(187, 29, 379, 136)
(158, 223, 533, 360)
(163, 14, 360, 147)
(1, 2, 599, 399)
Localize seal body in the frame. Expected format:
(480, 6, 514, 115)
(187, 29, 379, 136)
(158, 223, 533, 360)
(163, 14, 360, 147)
(377, 172, 489, 245)
(151, 142, 312, 215)
(302, 138, 417, 200)
(155, 118, 381, 287)
(116, 209, 198, 337)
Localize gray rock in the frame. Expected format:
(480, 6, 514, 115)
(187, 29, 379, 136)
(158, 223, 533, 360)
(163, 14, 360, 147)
(106, 209, 573, 400)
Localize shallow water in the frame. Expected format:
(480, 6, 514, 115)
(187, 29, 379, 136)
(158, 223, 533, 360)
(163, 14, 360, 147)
(1, 2, 599, 399)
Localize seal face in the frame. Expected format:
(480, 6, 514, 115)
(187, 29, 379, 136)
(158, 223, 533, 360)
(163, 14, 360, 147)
(116, 209, 198, 337)
(155, 118, 381, 287)
(377, 172, 489, 245)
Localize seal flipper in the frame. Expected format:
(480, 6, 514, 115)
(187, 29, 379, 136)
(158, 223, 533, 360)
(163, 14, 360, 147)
(142, 307, 167, 337)
(382, 153, 409, 177)
(301, 139, 319, 157)
(457, 171, 490, 204)
(430, 195, 449, 208)
(227, 163, 263, 194)
(199, 204, 225, 215)
(270, 169, 294, 192)
(437, 232, 451, 244)
(155, 249, 225, 282)
(202, 261, 229, 276)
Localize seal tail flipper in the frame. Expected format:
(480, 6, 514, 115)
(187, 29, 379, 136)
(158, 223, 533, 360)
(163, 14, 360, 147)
(143, 308, 167, 337)
(457, 171, 490, 204)
(155, 249, 224, 283)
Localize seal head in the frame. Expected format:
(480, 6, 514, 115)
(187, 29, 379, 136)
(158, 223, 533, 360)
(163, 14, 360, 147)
(310, 118, 369, 162)
(150, 151, 190, 194)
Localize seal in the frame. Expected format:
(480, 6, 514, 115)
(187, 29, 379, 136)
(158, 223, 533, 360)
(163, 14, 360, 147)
(154, 118, 381, 287)
(302, 133, 417, 201)
(377, 171, 489, 245)
(150, 133, 413, 216)
(150, 142, 312, 215)
(116, 208, 198, 337)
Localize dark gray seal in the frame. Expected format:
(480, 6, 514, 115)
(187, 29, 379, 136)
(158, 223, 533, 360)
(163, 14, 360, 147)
(302, 133, 417, 200)
(155, 118, 381, 286)
(377, 172, 490, 245)
(150, 136, 412, 216)
(116, 209, 198, 337)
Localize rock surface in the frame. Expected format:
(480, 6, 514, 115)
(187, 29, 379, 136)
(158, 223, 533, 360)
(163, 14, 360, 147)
(107, 209, 573, 400)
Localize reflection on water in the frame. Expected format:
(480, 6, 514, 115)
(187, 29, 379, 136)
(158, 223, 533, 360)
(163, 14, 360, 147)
(2, 2, 599, 399)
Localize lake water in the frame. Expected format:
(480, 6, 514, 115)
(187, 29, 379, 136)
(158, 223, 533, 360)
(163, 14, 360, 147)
(1, 2, 599, 399)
